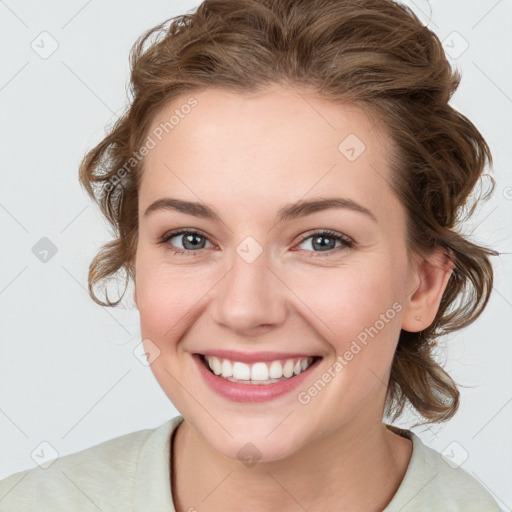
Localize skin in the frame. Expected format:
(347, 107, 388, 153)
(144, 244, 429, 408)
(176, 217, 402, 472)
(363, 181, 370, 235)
(133, 83, 453, 512)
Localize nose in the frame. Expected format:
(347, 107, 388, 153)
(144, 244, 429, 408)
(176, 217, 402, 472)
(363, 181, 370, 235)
(211, 248, 287, 335)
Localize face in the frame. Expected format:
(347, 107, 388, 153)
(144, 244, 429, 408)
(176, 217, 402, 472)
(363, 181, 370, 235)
(133, 84, 420, 461)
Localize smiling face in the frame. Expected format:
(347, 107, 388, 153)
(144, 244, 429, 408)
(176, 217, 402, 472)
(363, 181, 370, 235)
(133, 83, 425, 461)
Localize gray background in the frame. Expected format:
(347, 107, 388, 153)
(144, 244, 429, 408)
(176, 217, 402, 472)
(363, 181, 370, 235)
(1, 0, 511, 509)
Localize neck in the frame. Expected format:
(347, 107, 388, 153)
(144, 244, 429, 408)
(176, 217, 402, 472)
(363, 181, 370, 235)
(170, 415, 413, 512)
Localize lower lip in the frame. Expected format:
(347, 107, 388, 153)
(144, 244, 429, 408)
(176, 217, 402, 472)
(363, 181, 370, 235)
(193, 354, 322, 403)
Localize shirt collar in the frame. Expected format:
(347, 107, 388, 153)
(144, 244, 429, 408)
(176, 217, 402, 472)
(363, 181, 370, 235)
(133, 415, 185, 511)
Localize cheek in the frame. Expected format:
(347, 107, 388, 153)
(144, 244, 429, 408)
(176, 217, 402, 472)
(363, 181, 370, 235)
(134, 256, 209, 341)
(290, 260, 401, 327)
(285, 261, 403, 370)
(135, 244, 406, 352)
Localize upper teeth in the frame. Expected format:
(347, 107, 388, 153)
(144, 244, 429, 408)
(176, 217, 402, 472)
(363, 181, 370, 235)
(205, 356, 314, 381)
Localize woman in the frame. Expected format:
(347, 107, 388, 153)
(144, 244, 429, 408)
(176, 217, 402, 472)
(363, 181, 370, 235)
(0, 0, 502, 510)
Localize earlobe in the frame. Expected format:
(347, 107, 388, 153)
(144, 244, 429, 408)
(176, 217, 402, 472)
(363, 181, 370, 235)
(401, 247, 454, 332)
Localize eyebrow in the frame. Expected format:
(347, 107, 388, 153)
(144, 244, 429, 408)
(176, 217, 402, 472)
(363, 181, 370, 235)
(143, 196, 378, 224)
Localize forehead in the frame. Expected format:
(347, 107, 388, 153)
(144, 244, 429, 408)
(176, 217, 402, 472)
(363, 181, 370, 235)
(140, 85, 398, 220)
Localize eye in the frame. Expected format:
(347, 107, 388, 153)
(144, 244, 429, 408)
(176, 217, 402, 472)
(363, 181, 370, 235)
(158, 228, 354, 257)
(294, 229, 354, 256)
(159, 229, 214, 256)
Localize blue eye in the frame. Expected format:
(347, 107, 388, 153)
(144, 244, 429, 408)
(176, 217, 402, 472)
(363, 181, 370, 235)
(159, 229, 354, 257)
(159, 229, 213, 256)
(296, 230, 354, 255)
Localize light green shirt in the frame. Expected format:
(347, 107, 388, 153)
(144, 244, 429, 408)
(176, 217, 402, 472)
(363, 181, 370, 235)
(0, 415, 502, 511)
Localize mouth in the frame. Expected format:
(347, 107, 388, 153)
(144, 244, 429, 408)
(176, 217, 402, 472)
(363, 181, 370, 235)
(196, 353, 323, 385)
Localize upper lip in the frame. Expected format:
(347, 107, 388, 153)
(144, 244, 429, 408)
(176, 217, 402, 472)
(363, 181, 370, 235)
(196, 350, 321, 363)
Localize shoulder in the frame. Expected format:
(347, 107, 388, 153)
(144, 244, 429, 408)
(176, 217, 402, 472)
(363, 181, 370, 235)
(0, 416, 183, 512)
(385, 428, 502, 511)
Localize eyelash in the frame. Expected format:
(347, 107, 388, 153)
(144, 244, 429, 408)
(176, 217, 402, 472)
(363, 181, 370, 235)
(158, 228, 355, 257)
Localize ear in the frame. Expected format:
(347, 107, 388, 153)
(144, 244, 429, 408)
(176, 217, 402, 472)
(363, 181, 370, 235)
(401, 246, 454, 332)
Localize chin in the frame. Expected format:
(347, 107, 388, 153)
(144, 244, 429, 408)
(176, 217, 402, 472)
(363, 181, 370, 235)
(213, 434, 300, 465)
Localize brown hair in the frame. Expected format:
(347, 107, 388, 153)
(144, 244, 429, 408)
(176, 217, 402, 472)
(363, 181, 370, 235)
(78, 0, 499, 427)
